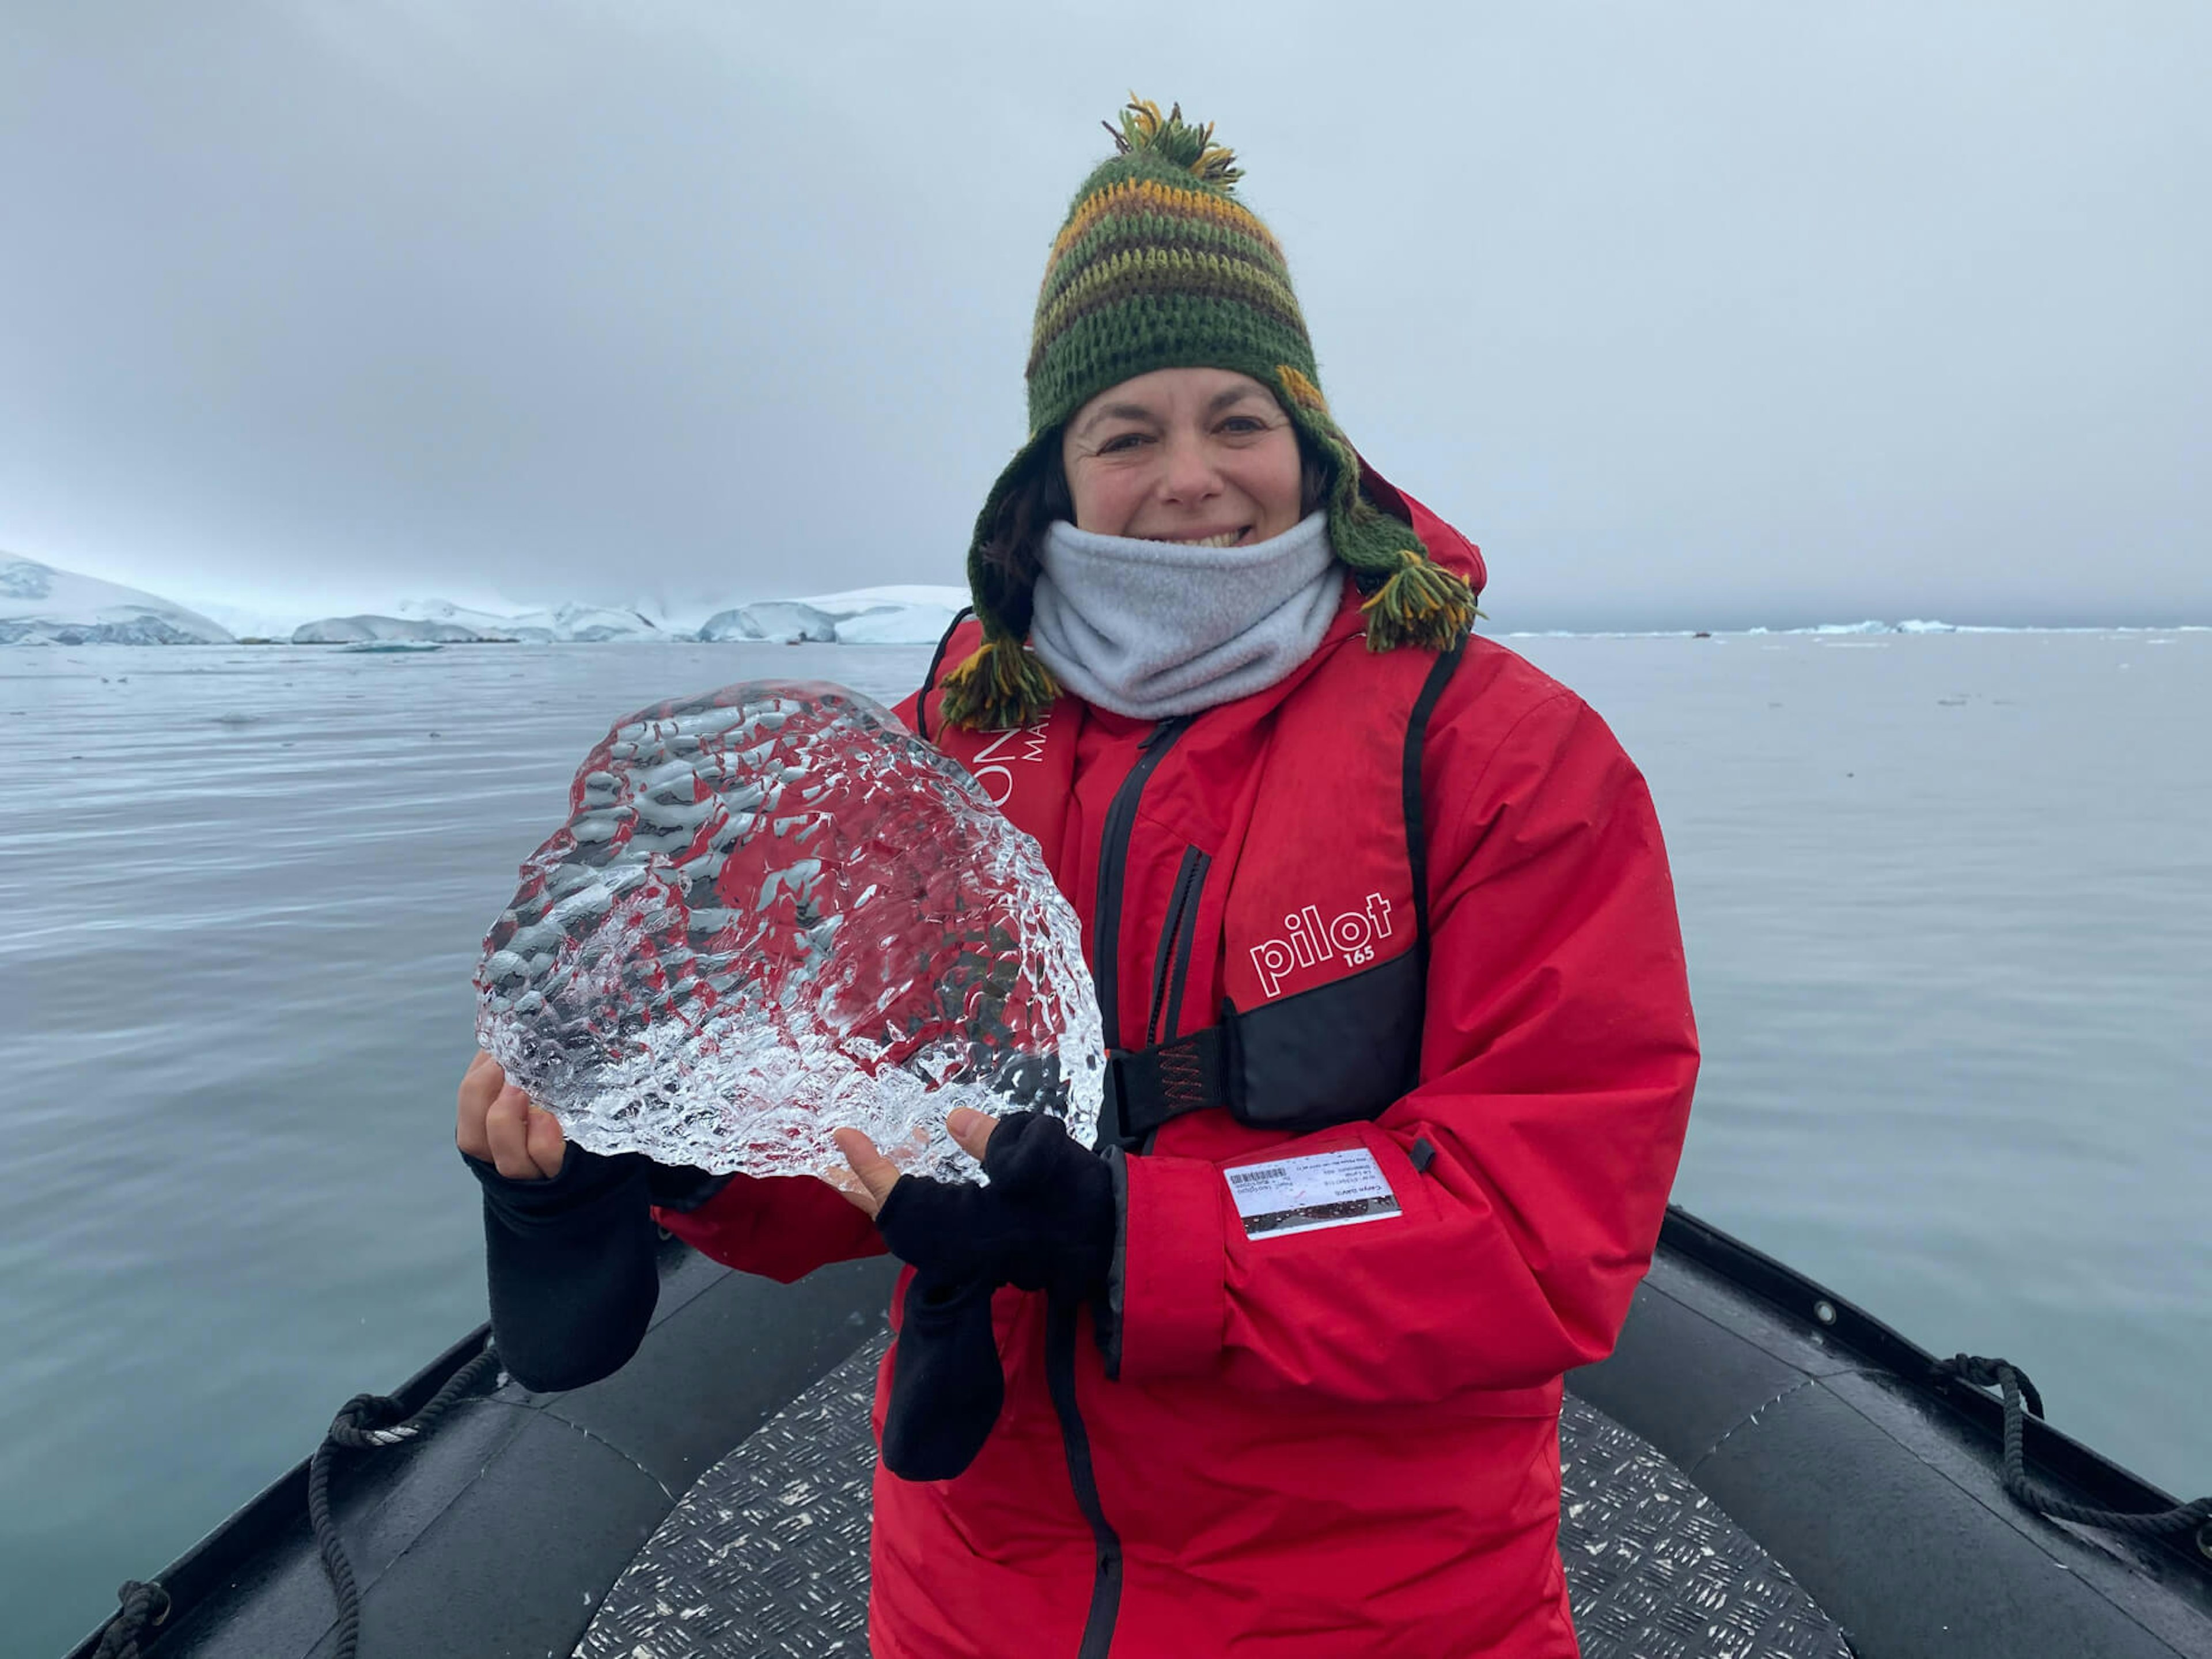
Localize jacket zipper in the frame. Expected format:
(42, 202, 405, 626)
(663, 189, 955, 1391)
(1092, 715, 1191, 1052)
(1054, 711, 1190, 1658)
(1048, 1298, 1122, 1659)
(1144, 846, 1208, 1050)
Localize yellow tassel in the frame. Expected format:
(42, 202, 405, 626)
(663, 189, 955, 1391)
(1104, 95, 1244, 190)
(938, 638, 1062, 732)
(1359, 552, 1479, 653)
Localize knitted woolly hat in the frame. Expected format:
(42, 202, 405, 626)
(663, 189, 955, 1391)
(940, 97, 1478, 732)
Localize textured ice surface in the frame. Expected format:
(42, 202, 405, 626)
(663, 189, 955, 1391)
(474, 680, 1100, 1181)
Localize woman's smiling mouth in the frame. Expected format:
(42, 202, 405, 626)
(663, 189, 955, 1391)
(1156, 527, 1251, 548)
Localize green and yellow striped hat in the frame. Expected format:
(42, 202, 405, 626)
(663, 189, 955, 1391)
(941, 97, 1476, 731)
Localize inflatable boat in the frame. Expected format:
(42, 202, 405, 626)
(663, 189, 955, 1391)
(69, 1207, 2211, 1658)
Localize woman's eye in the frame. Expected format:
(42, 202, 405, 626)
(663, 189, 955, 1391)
(1219, 416, 1265, 434)
(1098, 433, 1150, 454)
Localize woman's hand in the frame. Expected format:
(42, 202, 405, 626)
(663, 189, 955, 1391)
(832, 1107, 998, 1217)
(456, 1049, 567, 1180)
(835, 1110, 1116, 1303)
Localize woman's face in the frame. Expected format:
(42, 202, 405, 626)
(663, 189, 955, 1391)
(1060, 367, 1306, 547)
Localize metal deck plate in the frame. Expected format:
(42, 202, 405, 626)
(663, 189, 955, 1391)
(577, 1334, 1852, 1658)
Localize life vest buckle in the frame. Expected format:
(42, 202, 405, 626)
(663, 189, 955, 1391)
(1101, 1022, 1236, 1148)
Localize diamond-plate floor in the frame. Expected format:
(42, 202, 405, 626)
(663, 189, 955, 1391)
(577, 1332, 1851, 1659)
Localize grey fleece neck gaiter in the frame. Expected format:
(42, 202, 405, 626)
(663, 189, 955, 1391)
(1028, 510, 1340, 721)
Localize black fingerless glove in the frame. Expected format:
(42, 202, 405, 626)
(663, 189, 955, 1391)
(874, 1111, 1117, 1301)
(880, 1275, 1005, 1482)
(464, 1143, 658, 1392)
(872, 1112, 1116, 1483)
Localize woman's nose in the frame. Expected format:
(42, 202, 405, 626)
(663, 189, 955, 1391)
(1155, 429, 1223, 502)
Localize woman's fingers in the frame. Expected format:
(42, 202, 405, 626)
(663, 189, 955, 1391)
(522, 1101, 566, 1180)
(946, 1107, 999, 1161)
(830, 1115, 997, 1215)
(459, 1051, 564, 1180)
(832, 1128, 903, 1218)
(484, 1081, 550, 1180)
(820, 1163, 878, 1214)
(455, 1050, 506, 1161)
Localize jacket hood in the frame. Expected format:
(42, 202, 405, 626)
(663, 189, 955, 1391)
(1356, 456, 1488, 600)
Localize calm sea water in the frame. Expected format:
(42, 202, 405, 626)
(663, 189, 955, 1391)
(4, 632, 2206, 1654)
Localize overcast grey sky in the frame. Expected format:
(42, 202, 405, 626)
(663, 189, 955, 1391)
(3, 1, 2206, 630)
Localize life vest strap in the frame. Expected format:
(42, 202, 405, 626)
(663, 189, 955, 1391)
(1101, 1022, 1234, 1147)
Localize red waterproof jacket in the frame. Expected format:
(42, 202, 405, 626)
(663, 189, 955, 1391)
(657, 479, 1699, 1657)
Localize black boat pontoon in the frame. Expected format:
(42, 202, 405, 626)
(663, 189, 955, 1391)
(70, 1208, 2212, 1658)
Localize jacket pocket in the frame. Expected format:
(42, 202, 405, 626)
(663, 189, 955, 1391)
(1228, 946, 1424, 1132)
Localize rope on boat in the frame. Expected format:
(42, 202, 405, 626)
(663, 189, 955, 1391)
(1934, 1354, 2212, 1560)
(90, 1580, 170, 1658)
(308, 1339, 503, 1659)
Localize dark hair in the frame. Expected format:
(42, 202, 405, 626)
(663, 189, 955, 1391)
(974, 443, 1077, 629)
(975, 430, 1334, 632)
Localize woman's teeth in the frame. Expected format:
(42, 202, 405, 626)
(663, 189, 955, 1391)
(1169, 529, 1245, 547)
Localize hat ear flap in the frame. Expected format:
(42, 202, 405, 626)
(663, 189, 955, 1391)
(1357, 552, 1480, 653)
(1272, 365, 1478, 654)
(945, 428, 1066, 731)
(940, 638, 1062, 732)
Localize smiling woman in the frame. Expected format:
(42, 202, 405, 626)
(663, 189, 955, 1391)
(464, 97, 1697, 1659)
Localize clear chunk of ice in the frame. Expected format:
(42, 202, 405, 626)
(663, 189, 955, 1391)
(474, 681, 1101, 1181)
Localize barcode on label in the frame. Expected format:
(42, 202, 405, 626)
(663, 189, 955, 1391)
(1226, 1166, 1294, 1191)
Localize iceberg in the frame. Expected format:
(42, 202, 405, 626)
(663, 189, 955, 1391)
(697, 585, 967, 647)
(0, 555, 236, 646)
(698, 601, 846, 645)
(537, 605, 667, 643)
(1737, 619, 1965, 637)
(293, 615, 508, 644)
(392, 599, 545, 642)
(828, 592, 967, 645)
(474, 679, 1102, 1180)
(323, 601, 664, 646)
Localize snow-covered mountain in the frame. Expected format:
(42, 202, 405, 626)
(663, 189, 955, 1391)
(30, 555, 2185, 652)
(292, 614, 510, 644)
(16, 558, 2194, 649)
(0, 555, 236, 645)
(2, 561, 964, 647)
(698, 601, 844, 644)
(696, 585, 966, 645)
(285, 600, 667, 644)
(391, 599, 665, 643)
(388, 589, 965, 645)
(188, 599, 323, 642)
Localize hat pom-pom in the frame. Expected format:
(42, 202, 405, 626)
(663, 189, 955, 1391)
(940, 637, 1062, 732)
(1104, 96, 1244, 191)
(1359, 551, 1479, 653)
